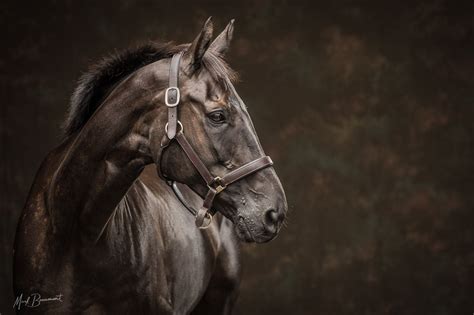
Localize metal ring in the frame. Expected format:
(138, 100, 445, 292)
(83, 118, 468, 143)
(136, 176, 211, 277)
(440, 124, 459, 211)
(164, 121, 183, 134)
(198, 212, 213, 230)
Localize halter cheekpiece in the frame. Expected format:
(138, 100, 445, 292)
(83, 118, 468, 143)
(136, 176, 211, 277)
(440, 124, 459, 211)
(159, 52, 273, 229)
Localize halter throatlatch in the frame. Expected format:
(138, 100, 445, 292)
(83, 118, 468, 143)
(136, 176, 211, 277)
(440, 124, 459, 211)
(160, 52, 273, 229)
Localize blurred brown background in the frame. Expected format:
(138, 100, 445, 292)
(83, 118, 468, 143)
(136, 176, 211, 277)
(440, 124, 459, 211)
(1, 0, 473, 314)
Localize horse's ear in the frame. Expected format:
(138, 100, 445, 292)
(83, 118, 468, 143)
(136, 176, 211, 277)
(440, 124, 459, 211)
(209, 19, 235, 57)
(184, 17, 213, 72)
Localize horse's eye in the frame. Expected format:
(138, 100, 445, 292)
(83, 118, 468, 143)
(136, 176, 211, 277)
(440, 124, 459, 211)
(208, 111, 226, 124)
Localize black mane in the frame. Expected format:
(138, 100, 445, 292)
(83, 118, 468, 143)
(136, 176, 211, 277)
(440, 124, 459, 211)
(63, 41, 237, 137)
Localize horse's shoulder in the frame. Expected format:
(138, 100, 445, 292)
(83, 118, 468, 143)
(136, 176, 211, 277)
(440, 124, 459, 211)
(28, 139, 74, 195)
(14, 141, 75, 286)
(19, 139, 74, 223)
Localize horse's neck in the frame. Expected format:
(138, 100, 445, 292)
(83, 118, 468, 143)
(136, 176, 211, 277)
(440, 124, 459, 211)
(48, 94, 159, 243)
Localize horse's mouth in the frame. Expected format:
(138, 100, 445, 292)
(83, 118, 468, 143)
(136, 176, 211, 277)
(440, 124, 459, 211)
(235, 216, 256, 243)
(234, 214, 282, 243)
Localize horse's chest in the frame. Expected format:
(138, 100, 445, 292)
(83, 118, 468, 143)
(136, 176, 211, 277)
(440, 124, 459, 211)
(77, 213, 217, 312)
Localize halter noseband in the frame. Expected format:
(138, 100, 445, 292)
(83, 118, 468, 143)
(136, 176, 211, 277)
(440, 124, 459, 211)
(159, 52, 273, 229)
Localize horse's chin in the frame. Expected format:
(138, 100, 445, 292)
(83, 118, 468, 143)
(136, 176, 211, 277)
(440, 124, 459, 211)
(233, 216, 277, 243)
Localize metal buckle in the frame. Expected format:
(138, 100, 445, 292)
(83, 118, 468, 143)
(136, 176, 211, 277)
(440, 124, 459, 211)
(165, 87, 180, 107)
(210, 176, 226, 194)
(215, 185, 225, 193)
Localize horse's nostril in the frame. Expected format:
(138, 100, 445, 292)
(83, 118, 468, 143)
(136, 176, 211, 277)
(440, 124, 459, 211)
(264, 209, 279, 231)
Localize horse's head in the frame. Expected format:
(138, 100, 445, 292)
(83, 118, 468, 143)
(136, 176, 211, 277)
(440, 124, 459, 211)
(150, 18, 287, 243)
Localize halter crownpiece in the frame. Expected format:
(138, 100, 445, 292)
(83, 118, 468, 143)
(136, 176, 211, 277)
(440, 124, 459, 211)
(160, 52, 273, 229)
(164, 52, 184, 139)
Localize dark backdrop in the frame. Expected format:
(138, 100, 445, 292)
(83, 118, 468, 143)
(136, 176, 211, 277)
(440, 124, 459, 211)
(1, 0, 473, 314)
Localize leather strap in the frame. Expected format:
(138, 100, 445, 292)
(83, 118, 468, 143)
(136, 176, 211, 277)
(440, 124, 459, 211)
(175, 132, 214, 185)
(195, 188, 218, 227)
(221, 156, 273, 186)
(166, 52, 183, 139)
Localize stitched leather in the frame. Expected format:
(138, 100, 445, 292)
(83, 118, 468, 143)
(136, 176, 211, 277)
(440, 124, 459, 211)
(221, 156, 273, 186)
(175, 132, 215, 184)
(195, 188, 217, 227)
(166, 52, 183, 139)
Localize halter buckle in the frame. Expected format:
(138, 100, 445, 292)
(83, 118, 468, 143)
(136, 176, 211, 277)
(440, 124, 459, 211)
(165, 87, 180, 107)
(210, 176, 226, 194)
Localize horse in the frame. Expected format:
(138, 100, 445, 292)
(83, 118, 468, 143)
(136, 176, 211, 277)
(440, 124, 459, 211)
(13, 18, 287, 314)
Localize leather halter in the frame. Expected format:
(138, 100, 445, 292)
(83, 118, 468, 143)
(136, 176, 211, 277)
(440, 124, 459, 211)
(159, 52, 274, 229)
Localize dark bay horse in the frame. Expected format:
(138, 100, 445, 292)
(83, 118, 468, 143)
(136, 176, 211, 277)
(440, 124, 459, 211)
(13, 18, 287, 314)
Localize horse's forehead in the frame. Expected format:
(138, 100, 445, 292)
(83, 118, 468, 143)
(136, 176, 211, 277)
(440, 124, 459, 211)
(226, 80, 247, 111)
(197, 70, 226, 93)
(185, 72, 230, 99)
